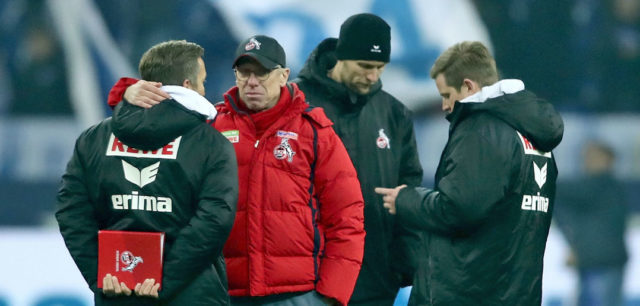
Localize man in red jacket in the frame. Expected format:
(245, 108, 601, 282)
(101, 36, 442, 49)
(108, 35, 365, 306)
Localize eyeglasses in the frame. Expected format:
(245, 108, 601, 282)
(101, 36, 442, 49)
(234, 67, 279, 82)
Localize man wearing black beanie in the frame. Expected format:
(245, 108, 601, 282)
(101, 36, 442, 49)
(294, 13, 424, 306)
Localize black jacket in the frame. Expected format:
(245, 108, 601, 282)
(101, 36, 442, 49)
(56, 90, 238, 306)
(295, 38, 424, 304)
(396, 80, 563, 305)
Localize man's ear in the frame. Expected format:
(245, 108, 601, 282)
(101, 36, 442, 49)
(279, 68, 291, 86)
(182, 79, 192, 89)
(461, 78, 480, 95)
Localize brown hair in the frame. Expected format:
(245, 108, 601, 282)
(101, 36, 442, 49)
(430, 41, 498, 91)
(138, 40, 204, 86)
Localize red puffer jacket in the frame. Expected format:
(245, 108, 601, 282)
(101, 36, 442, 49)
(215, 84, 365, 305)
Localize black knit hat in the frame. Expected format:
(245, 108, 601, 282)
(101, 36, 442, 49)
(232, 35, 286, 69)
(335, 13, 390, 62)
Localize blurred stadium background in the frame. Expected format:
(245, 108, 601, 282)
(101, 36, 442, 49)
(1, 0, 639, 305)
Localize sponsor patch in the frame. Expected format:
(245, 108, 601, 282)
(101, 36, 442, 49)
(106, 134, 180, 159)
(222, 130, 240, 143)
(276, 130, 298, 140)
(517, 131, 551, 157)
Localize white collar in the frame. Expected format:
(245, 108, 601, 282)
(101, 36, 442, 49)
(460, 79, 525, 103)
(162, 85, 217, 120)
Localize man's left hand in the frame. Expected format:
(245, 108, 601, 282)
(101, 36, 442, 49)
(134, 278, 160, 298)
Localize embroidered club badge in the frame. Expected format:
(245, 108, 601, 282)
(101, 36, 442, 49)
(274, 138, 296, 162)
(376, 128, 390, 149)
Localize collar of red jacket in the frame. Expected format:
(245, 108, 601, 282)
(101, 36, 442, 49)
(222, 83, 310, 137)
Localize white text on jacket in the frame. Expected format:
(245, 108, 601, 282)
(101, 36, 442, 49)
(521, 192, 549, 213)
(106, 134, 181, 159)
(112, 191, 172, 212)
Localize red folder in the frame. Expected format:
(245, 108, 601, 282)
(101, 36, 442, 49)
(97, 230, 165, 290)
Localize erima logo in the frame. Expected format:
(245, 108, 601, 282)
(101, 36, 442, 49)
(521, 161, 550, 213)
(106, 134, 180, 159)
(112, 191, 172, 212)
(521, 192, 549, 212)
(122, 160, 159, 188)
(534, 161, 547, 189)
(517, 132, 551, 158)
(371, 45, 382, 53)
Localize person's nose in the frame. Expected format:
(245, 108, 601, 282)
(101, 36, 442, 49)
(246, 73, 261, 86)
(366, 69, 380, 83)
(442, 100, 449, 112)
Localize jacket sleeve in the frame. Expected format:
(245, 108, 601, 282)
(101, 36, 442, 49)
(107, 77, 139, 108)
(396, 129, 512, 235)
(55, 133, 101, 293)
(313, 126, 365, 306)
(397, 107, 424, 186)
(159, 136, 238, 300)
(390, 106, 424, 285)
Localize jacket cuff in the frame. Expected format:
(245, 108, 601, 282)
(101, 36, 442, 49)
(396, 187, 420, 221)
(316, 257, 361, 306)
(108, 77, 139, 109)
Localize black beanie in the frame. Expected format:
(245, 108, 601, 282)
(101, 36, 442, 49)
(335, 13, 390, 63)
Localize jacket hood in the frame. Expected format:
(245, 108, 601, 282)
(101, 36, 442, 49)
(447, 79, 564, 152)
(112, 86, 216, 150)
(296, 38, 382, 105)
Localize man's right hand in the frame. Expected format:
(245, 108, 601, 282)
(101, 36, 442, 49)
(124, 80, 171, 109)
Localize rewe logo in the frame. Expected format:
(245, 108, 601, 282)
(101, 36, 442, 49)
(533, 161, 547, 189)
(106, 134, 181, 159)
(517, 131, 551, 158)
(122, 160, 159, 188)
(222, 130, 240, 143)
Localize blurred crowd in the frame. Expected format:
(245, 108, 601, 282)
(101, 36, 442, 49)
(0, 0, 239, 118)
(2, 0, 640, 119)
(474, 0, 640, 113)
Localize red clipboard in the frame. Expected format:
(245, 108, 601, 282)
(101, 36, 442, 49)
(97, 230, 164, 290)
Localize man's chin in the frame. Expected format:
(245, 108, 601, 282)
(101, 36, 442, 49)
(349, 86, 371, 95)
